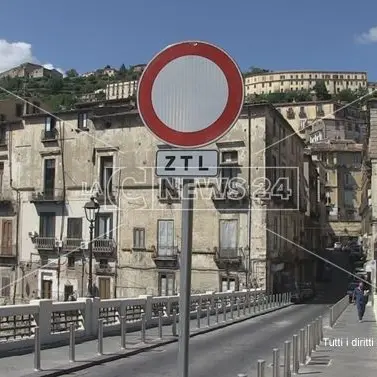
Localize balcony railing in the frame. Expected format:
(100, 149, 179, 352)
(153, 246, 178, 259)
(35, 237, 56, 250)
(216, 247, 240, 259)
(63, 238, 82, 251)
(93, 238, 116, 254)
(30, 189, 65, 203)
(41, 128, 58, 142)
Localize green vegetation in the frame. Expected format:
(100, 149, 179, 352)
(0, 63, 374, 111)
(0, 64, 142, 111)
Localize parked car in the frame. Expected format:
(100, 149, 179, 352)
(347, 282, 358, 303)
(298, 282, 315, 299)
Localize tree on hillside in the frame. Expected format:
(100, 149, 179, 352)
(65, 69, 79, 78)
(248, 66, 270, 74)
(313, 80, 331, 100)
(335, 89, 356, 103)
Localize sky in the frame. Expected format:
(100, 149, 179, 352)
(1, 0, 377, 79)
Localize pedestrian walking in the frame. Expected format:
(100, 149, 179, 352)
(353, 282, 368, 322)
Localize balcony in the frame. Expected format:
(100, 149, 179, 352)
(93, 238, 116, 255)
(63, 238, 82, 252)
(213, 247, 242, 269)
(41, 128, 58, 142)
(34, 237, 56, 251)
(0, 245, 17, 263)
(95, 264, 115, 275)
(30, 189, 64, 204)
(152, 246, 179, 268)
(95, 189, 116, 205)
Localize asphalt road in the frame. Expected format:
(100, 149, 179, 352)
(67, 252, 350, 377)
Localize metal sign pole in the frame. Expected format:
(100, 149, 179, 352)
(178, 179, 194, 377)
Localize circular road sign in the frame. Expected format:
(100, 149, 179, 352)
(137, 41, 244, 148)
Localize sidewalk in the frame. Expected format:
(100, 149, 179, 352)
(298, 298, 377, 376)
(0, 300, 290, 377)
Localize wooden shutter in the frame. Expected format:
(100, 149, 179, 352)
(67, 218, 82, 238)
(1, 220, 12, 255)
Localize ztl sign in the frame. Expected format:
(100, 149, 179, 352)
(156, 150, 219, 177)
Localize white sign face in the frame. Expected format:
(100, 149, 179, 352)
(155, 150, 219, 177)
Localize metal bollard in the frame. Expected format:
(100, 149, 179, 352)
(120, 315, 126, 349)
(223, 301, 227, 322)
(319, 316, 323, 341)
(98, 319, 104, 355)
(237, 298, 240, 317)
(230, 299, 234, 320)
(243, 297, 247, 316)
(257, 360, 265, 377)
(158, 311, 163, 339)
(284, 340, 291, 377)
(215, 303, 219, 323)
(253, 293, 257, 313)
(172, 309, 177, 336)
(207, 304, 211, 327)
(34, 326, 41, 371)
(292, 334, 299, 374)
(315, 319, 319, 346)
(311, 321, 316, 350)
(69, 323, 75, 362)
(306, 324, 311, 356)
(317, 318, 321, 345)
(273, 348, 280, 377)
(299, 328, 305, 364)
(197, 306, 201, 328)
(248, 294, 252, 314)
(141, 313, 146, 343)
(330, 307, 334, 327)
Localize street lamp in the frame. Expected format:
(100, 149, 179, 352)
(84, 197, 100, 297)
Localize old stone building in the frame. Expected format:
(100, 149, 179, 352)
(0, 97, 312, 302)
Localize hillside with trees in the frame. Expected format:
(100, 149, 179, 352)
(0, 64, 142, 111)
(0, 63, 373, 111)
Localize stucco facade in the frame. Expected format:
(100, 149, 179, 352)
(0, 98, 313, 302)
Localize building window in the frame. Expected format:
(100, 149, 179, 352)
(219, 219, 238, 258)
(157, 220, 174, 256)
(133, 227, 145, 249)
(158, 272, 175, 296)
(43, 159, 55, 195)
(41, 279, 52, 299)
(44, 116, 57, 138)
(220, 151, 238, 191)
(99, 258, 108, 268)
(67, 255, 75, 268)
(95, 214, 113, 239)
(1, 219, 13, 256)
(221, 276, 238, 292)
(99, 156, 113, 195)
(64, 285, 74, 301)
(98, 277, 111, 299)
(77, 113, 88, 130)
(39, 213, 55, 238)
(67, 217, 83, 241)
(1, 276, 10, 297)
(15, 104, 23, 117)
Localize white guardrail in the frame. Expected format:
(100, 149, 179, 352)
(0, 288, 291, 354)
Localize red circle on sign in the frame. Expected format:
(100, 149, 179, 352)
(137, 41, 244, 148)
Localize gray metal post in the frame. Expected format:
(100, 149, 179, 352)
(273, 348, 280, 377)
(34, 326, 41, 371)
(243, 296, 246, 316)
(307, 324, 311, 356)
(172, 309, 177, 336)
(206, 304, 210, 327)
(312, 321, 316, 350)
(292, 334, 299, 374)
(248, 293, 252, 314)
(120, 315, 126, 349)
(141, 313, 146, 343)
(257, 360, 265, 377)
(223, 301, 227, 322)
(158, 311, 163, 339)
(98, 319, 104, 355)
(319, 316, 323, 340)
(237, 298, 240, 317)
(299, 328, 305, 364)
(253, 292, 257, 313)
(330, 307, 333, 327)
(215, 302, 219, 323)
(196, 306, 200, 328)
(230, 297, 234, 319)
(178, 179, 194, 377)
(284, 341, 291, 377)
(69, 323, 75, 362)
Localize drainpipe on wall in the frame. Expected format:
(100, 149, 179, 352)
(9, 125, 20, 305)
(247, 107, 252, 288)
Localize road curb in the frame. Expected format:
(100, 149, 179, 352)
(24, 303, 293, 377)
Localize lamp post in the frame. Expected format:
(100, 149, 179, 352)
(84, 197, 100, 298)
